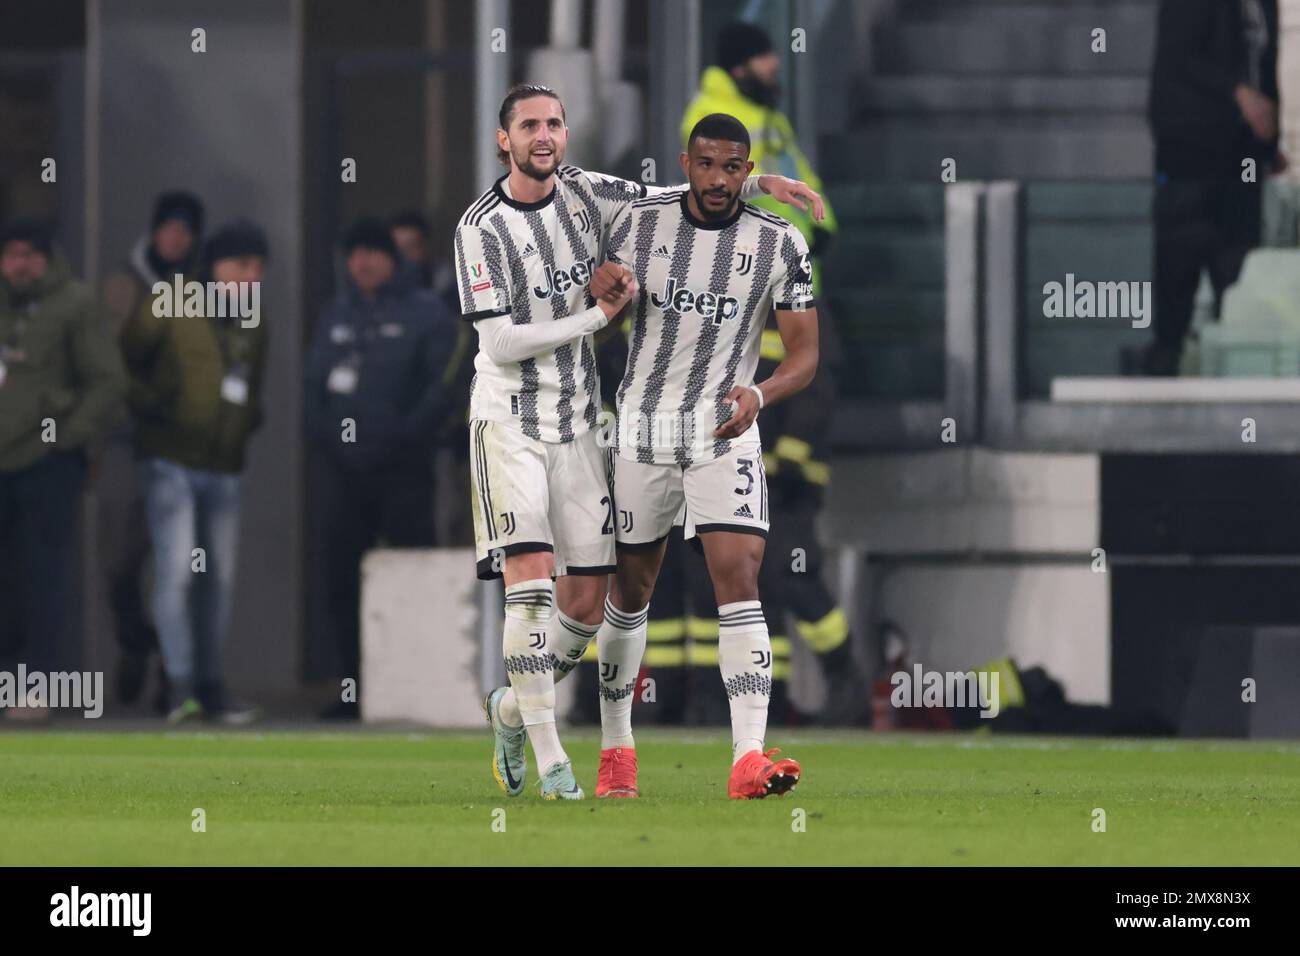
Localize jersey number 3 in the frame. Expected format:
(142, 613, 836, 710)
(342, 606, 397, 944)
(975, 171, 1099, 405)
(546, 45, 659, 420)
(734, 459, 754, 496)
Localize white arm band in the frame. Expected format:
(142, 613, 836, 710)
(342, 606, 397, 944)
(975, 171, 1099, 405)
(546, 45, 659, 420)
(475, 307, 608, 365)
(747, 383, 765, 409)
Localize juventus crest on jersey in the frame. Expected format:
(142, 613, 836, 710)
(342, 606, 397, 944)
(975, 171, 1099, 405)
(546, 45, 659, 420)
(453, 165, 647, 444)
(607, 188, 814, 467)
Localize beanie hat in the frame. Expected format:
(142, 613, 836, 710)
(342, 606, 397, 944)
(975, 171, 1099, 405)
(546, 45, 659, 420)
(204, 219, 269, 267)
(152, 190, 205, 235)
(0, 218, 54, 257)
(716, 21, 774, 72)
(342, 217, 399, 261)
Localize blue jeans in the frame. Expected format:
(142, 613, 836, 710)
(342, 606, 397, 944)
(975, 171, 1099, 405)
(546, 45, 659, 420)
(138, 458, 241, 697)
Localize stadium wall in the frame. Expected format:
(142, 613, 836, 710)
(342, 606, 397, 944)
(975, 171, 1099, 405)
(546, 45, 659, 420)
(823, 450, 1109, 704)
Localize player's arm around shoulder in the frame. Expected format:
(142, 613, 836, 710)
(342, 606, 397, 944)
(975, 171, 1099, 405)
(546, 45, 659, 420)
(746, 174, 827, 224)
(564, 164, 648, 201)
(561, 163, 659, 230)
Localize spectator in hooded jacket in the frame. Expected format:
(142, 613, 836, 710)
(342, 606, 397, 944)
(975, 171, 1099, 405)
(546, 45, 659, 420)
(120, 220, 270, 724)
(99, 189, 205, 710)
(305, 217, 457, 719)
(0, 219, 126, 720)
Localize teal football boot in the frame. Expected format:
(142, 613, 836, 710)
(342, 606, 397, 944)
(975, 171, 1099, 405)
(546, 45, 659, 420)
(484, 686, 527, 797)
(539, 760, 584, 801)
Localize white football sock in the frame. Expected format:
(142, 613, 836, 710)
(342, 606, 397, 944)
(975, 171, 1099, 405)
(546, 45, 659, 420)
(497, 607, 596, 727)
(597, 596, 647, 750)
(502, 578, 566, 771)
(497, 689, 522, 728)
(550, 608, 599, 684)
(718, 600, 772, 764)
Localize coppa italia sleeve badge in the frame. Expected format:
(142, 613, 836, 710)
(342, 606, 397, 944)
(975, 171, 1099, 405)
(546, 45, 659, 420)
(470, 262, 493, 293)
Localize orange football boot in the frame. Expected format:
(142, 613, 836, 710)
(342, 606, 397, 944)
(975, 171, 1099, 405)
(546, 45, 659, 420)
(728, 748, 801, 799)
(596, 747, 640, 798)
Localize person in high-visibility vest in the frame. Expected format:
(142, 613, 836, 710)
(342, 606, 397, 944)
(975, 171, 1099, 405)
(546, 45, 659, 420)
(681, 21, 838, 296)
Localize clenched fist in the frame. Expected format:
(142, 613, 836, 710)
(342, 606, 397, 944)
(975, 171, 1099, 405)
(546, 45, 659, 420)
(592, 261, 634, 301)
(591, 261, 638, 321)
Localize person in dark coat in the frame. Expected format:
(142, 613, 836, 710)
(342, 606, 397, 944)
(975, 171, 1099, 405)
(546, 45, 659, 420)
(1144, 0, 1281, 375)
(304, 218, 458, 719)
(0, 220, 126, 720)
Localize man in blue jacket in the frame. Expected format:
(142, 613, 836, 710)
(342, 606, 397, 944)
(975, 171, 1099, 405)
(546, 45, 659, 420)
(305, 218, 458, 718)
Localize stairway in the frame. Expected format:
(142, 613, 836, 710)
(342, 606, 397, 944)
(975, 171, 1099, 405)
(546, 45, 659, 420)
(821, 0, 1159, 400)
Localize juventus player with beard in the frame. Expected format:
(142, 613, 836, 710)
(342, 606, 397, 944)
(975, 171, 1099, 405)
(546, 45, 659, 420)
(589, 113, 820, 799)
(457, 86, 823, 800)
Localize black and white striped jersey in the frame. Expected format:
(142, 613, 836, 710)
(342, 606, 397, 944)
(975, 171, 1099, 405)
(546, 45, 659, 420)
(453, 165, 649, 444)
(607, 188, 815, 467)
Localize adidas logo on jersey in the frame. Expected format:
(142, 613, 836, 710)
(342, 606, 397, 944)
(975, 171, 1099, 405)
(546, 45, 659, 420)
(733, 504, 754, 519)
(651, 245, 671, 260)
(651, 276, 740, 326)
(521, 242, 537, 258)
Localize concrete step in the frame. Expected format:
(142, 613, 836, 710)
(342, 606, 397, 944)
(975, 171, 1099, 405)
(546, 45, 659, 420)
(822, 119, 1152, 180)
(1024, 181, 1153, 221)
(829, 287, 946, 333)
(905, 0, 1158, 20)
(824, 226, 947, 287)
(838, 341, 945, 399)
(1024, 222, 1153, 287)
(1021, 215, 1153, 390)
(825, 182, 946, 225)
(857, 76, 1148, 116)
(875, 13, 1155, 76)
(1024, 326, 1151, 395)
(830, 288, 946, 400)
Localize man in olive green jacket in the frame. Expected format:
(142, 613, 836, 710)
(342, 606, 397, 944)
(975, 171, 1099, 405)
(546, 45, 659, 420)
(99, 190, 205, 709)
(0, 220, 126, 718)
(120, 220, 269, 725)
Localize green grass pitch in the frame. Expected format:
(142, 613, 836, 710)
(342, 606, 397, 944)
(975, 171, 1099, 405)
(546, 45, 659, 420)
(1, 729, 1297, 866)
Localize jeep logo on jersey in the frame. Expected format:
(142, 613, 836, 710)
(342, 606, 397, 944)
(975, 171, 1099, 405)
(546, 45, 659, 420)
(532, 256, 596, 300)
(650, 277, 741, 326)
